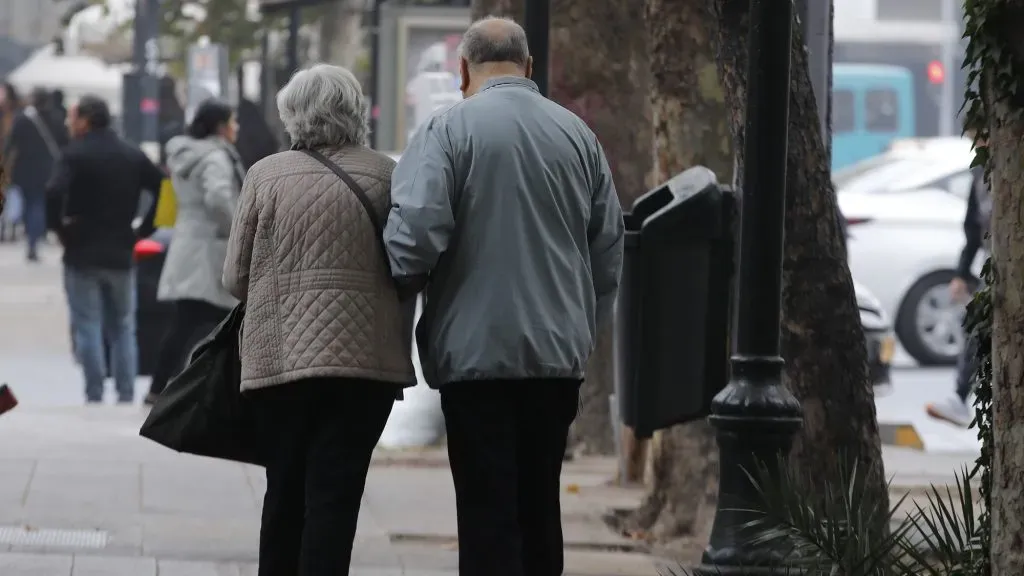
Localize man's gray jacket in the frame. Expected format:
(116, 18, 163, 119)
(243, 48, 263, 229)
(384, 76, 624, 388)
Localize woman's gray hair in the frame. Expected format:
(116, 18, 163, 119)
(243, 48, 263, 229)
(276, 64, 368, 148)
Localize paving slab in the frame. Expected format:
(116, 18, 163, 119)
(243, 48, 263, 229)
(71, 555, 156, 576)
(157, 559, 253, 576)
(0, 459, 34, 508)
(141, 461, 256, 515)
(141, 513, 259, 561)
(0, 551, 72, 576)
(25, 459, 140, 514)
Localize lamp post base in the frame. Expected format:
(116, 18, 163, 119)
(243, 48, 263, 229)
(696, 355, 803, 576)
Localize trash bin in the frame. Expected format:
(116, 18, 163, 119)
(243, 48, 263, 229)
(613, 166, 736, 438)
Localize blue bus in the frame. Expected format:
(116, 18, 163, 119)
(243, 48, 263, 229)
(832, 64, 916, 171)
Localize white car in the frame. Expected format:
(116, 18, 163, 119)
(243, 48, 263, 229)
(838, 138, 979, 366)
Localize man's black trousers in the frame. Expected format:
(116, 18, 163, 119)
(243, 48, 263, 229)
(441, 378, 581, 576)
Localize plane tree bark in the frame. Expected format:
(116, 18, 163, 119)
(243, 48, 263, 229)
(711, 0, 889, 532)
(622, 0, 731, 558)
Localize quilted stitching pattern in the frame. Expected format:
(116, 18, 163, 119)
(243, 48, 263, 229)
(231, 146, 415, 390)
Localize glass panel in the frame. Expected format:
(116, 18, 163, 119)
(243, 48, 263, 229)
(833, 89, 855, 133)
(865, 89, 900, 132)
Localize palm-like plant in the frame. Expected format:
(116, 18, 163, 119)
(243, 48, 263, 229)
(665, 458, 983, 576)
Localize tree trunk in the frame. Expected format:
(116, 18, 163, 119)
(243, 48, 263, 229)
(471, 0, 652, 457)
(712, 0, 888, 527)
(625, 0, 732, 555)
(318, 0, 365, 70)
(471, 0, 524, 20)
(985, 5, 1024, 573)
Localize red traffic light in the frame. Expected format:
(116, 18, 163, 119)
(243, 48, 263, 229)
(927, 61, 945, 84)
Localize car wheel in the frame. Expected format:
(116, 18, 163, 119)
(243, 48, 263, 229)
(896, 270, 966, 366)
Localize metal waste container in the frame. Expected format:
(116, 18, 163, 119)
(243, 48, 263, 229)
(613, 166, 736, 438)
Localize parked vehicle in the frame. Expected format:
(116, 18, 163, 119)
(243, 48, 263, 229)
(832, 64, 916, 171)
(856, 280, 895, 394)
(838, 139, 979, 366)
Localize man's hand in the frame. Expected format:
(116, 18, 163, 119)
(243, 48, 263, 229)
(950, 276, 970, 303)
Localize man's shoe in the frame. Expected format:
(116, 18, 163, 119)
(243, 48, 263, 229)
(926, 397, 973, 428)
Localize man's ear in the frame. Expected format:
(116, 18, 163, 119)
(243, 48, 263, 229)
(459, 58, 470, 93)
(525, 56, 533, 80)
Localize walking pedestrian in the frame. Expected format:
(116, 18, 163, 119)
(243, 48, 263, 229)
(5, 88, 63, 261)
(222, 64, 415, 575)
(925, 138, 990, 428)
(383, 17, 625, 576)
(145, 99, 245, 405)
(46, 95, 165, 404)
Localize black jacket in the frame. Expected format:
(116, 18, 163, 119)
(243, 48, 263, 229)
(4, 109, 58, 196)
(45, 129, 165, 270)
(956, 166, 986, 281)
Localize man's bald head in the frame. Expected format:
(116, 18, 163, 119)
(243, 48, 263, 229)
(460, 16, 530, 70)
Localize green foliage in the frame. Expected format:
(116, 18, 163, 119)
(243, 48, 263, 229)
(665, 458, 984, 575)
(964, 261, 992, 576)
(961, 0, 1000, 574)
(160, 0, 268, 66)
(158, 0, 328, 73)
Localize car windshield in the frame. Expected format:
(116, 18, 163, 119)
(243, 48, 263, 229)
(838, 158, 951, 195)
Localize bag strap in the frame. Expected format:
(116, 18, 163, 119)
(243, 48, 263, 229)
(24, 107, 60, 159)
(299, 148, 386, 247)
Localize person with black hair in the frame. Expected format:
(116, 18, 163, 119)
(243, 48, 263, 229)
(46, 94, 166, 404)
(234, 98, 280, 169)
(145, 98, 245, 405)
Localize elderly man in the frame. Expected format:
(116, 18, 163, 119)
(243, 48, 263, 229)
(384, 16, 624, 576)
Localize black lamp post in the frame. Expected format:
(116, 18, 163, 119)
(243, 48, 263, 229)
(524, 0, 550, 97)
(695, 0, 804, 574)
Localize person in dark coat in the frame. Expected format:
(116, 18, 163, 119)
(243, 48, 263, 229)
(926, 142, 990, 428)
(46, 95, 165, 404)
(4, 88, 63, 261)
(234, 98, 280, 169)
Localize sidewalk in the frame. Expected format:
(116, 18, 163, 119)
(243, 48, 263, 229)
(0, 406, 664, 575)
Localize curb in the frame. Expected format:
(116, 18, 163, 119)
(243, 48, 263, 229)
(879, 421, 924, 450)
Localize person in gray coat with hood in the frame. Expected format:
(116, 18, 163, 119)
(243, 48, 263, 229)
(145, 99, 245, 404)
(384, 17, 624, 576)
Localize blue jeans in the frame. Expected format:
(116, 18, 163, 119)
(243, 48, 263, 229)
(63, 266, 138, 403)
(21, 193, 46, 255)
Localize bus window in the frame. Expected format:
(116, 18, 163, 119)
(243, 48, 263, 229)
(866, 89, 899, 132)
(833, 89, 855, 133)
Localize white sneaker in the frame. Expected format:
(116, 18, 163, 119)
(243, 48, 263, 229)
(926, 397, 973, 428)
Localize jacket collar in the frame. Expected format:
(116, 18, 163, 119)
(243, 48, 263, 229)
(480, 76, 540, 94)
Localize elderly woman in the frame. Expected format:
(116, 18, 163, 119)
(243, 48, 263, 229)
(222, 64, 415, 575)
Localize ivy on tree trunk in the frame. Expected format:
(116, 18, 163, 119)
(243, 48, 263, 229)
(966, 1, 1024, 573)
